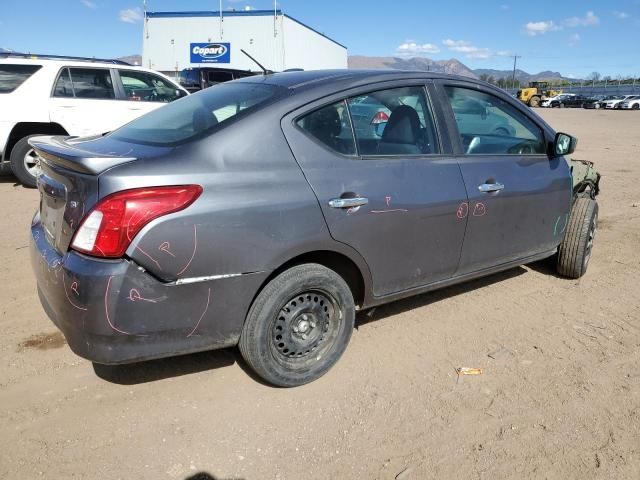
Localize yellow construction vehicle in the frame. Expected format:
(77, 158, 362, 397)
(517, 81, 563, 107)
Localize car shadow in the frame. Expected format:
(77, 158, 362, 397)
(93, 348, 238, 385)
(185, 473, 244, 480)
(356, 266, 527, 328)
(526, 256, 563, 278)
(0, 175, 21, 186)
(94, 266, 528, 386)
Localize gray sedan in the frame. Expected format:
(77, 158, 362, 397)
(30, 70, 599, 386)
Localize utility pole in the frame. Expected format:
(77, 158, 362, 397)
(511, 54, 522, 89)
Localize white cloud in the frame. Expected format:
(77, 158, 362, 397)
(613, 11, 630, 20)
(396, 41, 440, 55)
(525, 20, 561, 36)
(442, 39, 492, 59)
(81, 0, 96, 8)
(119, 7, 143, 23)
(244, 5, 253, 10)
(564, 11, 599, 27)
(568, 33, 581, 47)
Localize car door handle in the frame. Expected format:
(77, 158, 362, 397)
(328, 197, 369, 209)
(478, 182, 505, 193)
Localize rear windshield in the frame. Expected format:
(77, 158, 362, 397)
(110, 82, 280, 146)
(0, 64, 42, 93)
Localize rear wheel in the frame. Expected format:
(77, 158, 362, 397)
(557, 197, 598, 279)
(10, 135, 42, 188)
(239, 263, 355, 387)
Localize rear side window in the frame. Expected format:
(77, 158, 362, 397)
(296, 101, 356, 155)
(0, 64, 42, 93)
(445, 86, 545, 155)
(110, 82, 280, 146)
(64, 68, 115, 99)
(347, 86, 439, 156)
(208, 71, 233, 85)
(118, 70, 181, 103)
(53, 68, 73, 97)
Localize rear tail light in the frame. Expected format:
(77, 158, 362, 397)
(370, 111, 389, 125)
(71, 185, 203, 258)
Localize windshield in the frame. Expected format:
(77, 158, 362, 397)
(0, 64, 42, 93)
(110, 82, 282, 146)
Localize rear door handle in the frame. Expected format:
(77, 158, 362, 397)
(478, 182, 505, 193)
(329, 197, 369, 209)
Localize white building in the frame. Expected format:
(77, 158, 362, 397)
(142, 9, 348, 75)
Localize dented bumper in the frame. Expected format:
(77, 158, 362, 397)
(30, 221, 267, 364)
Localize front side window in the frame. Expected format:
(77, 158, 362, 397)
(0, 64, 42, 93)
(347, 86, 439, 156)
(67, 68, 115, 99)
(118, 70, 181, 103)
(445, 86, 545, 155)
(110, 82, 280, 146)
(296, 101, 356, 155)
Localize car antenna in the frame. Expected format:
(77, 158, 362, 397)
(240, 49, 272, 75)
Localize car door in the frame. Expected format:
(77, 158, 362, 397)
(113, 69, 185, 126)
(437, 81, 572, 275)
(282, 83, 468, 297)
(49, 67, 124, 136)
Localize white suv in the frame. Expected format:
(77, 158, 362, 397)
(0, 53, 188, 187)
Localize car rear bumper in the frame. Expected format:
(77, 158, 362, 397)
(30, 221, 267, 364)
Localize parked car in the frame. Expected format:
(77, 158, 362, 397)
(29, 70, 600, 387)
(0, 52, 188, 187)
(540, 93, 575, 108)
(548, 94, 589, 108)
(179, 67, 258, 93)
(602, 95, 635, 109)
(619, 95, 640, 110)
(582, 95, 609, 109)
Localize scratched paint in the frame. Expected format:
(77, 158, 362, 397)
(104, 276, 142, 336)
(554, 213, 569, 236)
(63, 272, 88, 311)
(128, 288, 159, 304)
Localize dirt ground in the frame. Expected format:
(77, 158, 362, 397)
(1, 109, 639, 480)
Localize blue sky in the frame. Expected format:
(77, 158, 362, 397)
(1, 0, 639, 77)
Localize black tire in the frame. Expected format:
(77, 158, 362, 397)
(557, 197, 598, 279)
(239, 263, 355, 387)
(10, 135, 41, 188)
(633, 104, 639, 110)
(529, 97, 540, 108)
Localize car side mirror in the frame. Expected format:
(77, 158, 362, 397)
(554, 132, 577, 156)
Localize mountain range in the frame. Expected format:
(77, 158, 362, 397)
(348, 55, 575, 83)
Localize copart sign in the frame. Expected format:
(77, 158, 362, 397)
(190, 43, 231, 63)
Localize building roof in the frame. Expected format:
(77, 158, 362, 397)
(145, 10, 347, 50)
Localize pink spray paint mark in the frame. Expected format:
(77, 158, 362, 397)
(63, 272, 87, 311)
(158, 241, 176, 257)
(104, 276, 144, 336)
(370, 209, 408, 214)
(456, 202, 469, 219)
(187, 288, 211, 338)
(135, 246, 162, 271)
(473, 202, 487, 217)
(128, 288, 158, 304)
(177, 225, 198, 276)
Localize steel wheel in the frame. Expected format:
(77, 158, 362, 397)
(270, 290, 340, 368)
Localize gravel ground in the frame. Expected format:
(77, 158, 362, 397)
(0, 109, 639, 479)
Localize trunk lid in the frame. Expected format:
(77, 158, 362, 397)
(30, 135, 140, 254)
